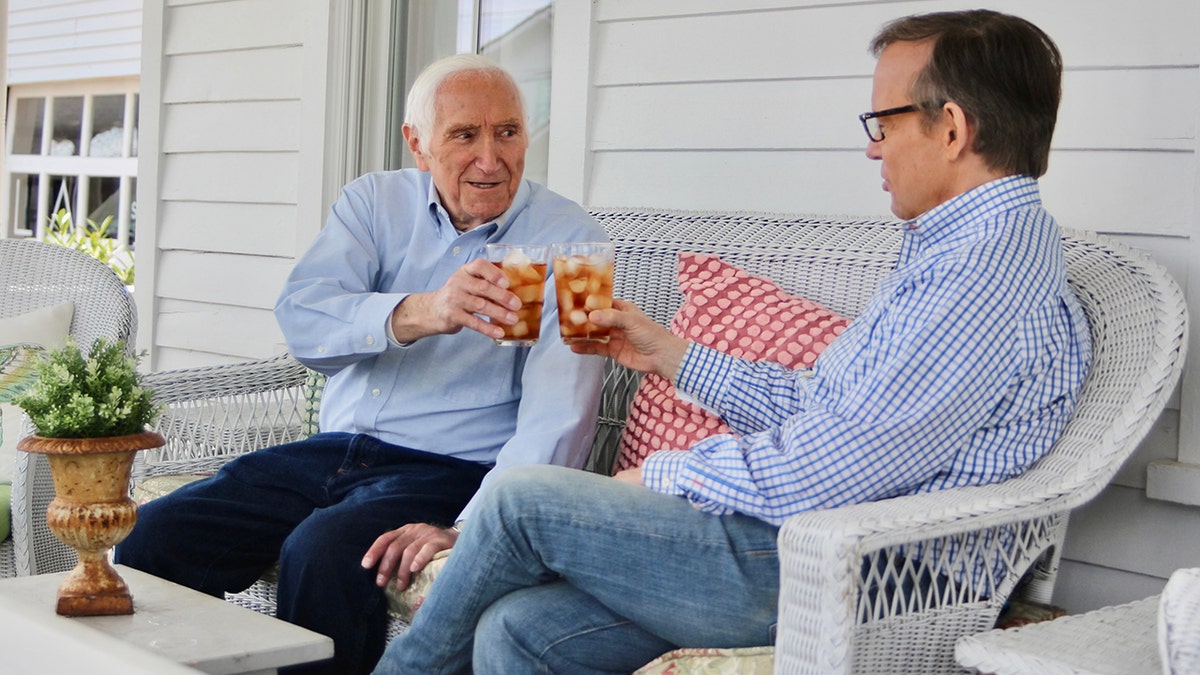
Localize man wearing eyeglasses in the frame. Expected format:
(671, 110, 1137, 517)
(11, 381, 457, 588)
(372, 10, 1093, 675)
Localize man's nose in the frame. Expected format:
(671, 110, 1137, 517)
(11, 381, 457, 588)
(475, 136, 500, 172)
(865, 138, 883, 160)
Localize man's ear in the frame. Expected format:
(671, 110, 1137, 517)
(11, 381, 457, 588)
(402, 124, 430, 172)
(941, 102, 972, 161)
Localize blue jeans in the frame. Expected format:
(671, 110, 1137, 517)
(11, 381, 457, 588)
(373, 464, 781, 675)
(114, 432, 490, 675)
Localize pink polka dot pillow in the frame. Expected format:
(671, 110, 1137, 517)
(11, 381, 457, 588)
(616, 252, 849, 471)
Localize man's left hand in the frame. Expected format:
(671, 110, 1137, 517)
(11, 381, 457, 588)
(361, 522, 458, 590)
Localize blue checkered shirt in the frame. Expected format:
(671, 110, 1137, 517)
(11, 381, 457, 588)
(642, 176, 1093, 525)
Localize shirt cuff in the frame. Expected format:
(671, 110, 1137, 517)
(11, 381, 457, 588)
(675, 343, 739, 412)
(385, 297, 415, 348)
(641, 450, 690, 496)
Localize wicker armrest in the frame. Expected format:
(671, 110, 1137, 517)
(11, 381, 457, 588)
(774, 483, 1073, 673)
(137, 354, 312, 478)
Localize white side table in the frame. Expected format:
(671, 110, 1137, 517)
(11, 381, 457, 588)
(956, 596, 1162, 675)
(0, 565, 333, 674)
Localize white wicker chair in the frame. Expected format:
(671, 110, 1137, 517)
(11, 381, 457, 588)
(98, 210, 1185, 673)
(1, 238, 138, 577)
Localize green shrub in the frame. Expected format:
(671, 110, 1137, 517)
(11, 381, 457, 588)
(44, 209, 135, 285)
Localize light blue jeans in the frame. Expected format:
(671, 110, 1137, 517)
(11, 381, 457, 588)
(372, 464, 781, 674)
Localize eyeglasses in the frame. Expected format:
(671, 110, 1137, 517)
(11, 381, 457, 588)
(858, 104, 921, 142)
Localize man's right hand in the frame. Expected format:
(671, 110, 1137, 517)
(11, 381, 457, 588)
(362, 523, 459, 591)
(389, 258, 519, 343)
(568, 298, 689, 381)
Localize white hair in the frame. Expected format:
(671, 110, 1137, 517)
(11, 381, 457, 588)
(403, 54, 527, 153)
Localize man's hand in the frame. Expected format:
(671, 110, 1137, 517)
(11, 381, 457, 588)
(389, 258, 519, 343)
(612, 467, 644, 486)
(569, 299, 690, 381)
(361, 523, 458, 590)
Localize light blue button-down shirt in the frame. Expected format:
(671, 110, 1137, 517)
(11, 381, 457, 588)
(275, 169, 607, 521)
(643, 176, 1092, 526)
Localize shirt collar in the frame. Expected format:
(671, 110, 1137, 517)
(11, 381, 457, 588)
(423, 173, 531, 240)
(904, 175, 1042, 247)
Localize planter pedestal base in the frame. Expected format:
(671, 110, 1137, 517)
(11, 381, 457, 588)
(18, 431, 165, 617)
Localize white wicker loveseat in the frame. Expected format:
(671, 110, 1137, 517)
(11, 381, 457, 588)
(16, 209, 1187, 673)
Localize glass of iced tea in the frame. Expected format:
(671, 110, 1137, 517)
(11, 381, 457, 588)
(486, 243, 548, 346)
(551, 242, 614, 344)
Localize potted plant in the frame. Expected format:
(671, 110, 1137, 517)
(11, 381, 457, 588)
(14, 337, 163, 616)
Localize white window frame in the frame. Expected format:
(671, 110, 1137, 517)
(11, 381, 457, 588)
(3, 77, 139, 245)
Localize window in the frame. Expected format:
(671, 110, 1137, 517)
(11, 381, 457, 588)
(3, 79, 139, 250)
(393, 0, 553, 184)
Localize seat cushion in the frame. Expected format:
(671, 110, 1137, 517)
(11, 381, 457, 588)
(633, 646, 775, 674)
(617, 252, 849, 471)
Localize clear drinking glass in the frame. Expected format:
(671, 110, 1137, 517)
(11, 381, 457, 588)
(551, 242, 614, 344)
(486, 243, 549, 346)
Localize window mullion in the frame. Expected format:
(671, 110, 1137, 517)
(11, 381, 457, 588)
(122, 93, 136, 158)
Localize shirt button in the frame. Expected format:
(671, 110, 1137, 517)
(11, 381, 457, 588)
(453, 246, 461, 255)
(317, 345, 325, 353)
(365, 335, 375, 346)
(372, 388, 381, 397)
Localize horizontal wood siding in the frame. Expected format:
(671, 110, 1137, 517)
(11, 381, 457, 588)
(581, 0, 1200, 612)
(8, 0, 143, 83)
(149, 0, 311, 362)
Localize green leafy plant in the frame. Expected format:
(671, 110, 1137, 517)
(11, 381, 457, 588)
(44, 208, 135, 285)
(13, 337, 161, 438)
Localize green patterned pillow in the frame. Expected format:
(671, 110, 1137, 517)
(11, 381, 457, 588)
(301, 369, 327, 438)
(1, 344, 45, 484)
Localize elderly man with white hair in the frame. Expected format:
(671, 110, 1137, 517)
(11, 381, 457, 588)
(116, 54, 606, 675)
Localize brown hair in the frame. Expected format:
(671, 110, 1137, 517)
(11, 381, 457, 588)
(871, 10, 1062, 178)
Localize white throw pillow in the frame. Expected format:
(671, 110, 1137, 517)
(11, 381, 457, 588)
(0, 301, 74, 349)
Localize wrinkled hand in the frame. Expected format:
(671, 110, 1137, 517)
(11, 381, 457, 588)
(361, 523, 458, 591)
(389, 258, 518, 343)
(569, 299, 689, 381)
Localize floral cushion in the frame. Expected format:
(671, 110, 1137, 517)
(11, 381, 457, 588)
(132, 473, 210, 504)
(301, 369, 326, 438)
(384, 548, 452, 622)
(0, 344, 46, 485)
(617, 252, 849, 471)
(634, 646, 775, 674)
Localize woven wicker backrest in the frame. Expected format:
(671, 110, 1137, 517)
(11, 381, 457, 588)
(0, 238, 137, 351)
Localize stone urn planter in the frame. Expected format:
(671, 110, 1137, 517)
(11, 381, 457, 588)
(18, 430, 164, 616)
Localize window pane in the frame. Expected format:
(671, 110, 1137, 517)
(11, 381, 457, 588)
(51, 96, 84, 156)
(132, 94, 140, 157)
(478, 0, 551, 48)
(89, 94, 126, 157)
(49, 175, 77, 222)
(476, 0, 553, 184)
(87, 175, 121, 227)
(12, 98, 45, 155)
(8, 172, 38, 232)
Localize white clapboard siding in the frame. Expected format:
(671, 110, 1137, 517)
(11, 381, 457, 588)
(155, 250, 293, 309)
(156, 202, 298, 257)
(144, 0, 329, 365)
(7, 0, 142, 83)
(154, 298, 289, 363)
(161, 101, 302, 153)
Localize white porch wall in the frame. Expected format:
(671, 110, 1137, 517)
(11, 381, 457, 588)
(139, 0, 1200, 612)
(138, 0, 339, 369)
(547, 0, 1200, 614)
(8, 0, 142, 83)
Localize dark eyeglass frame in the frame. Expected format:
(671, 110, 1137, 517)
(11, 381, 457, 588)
(858, 104, 922, 142)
